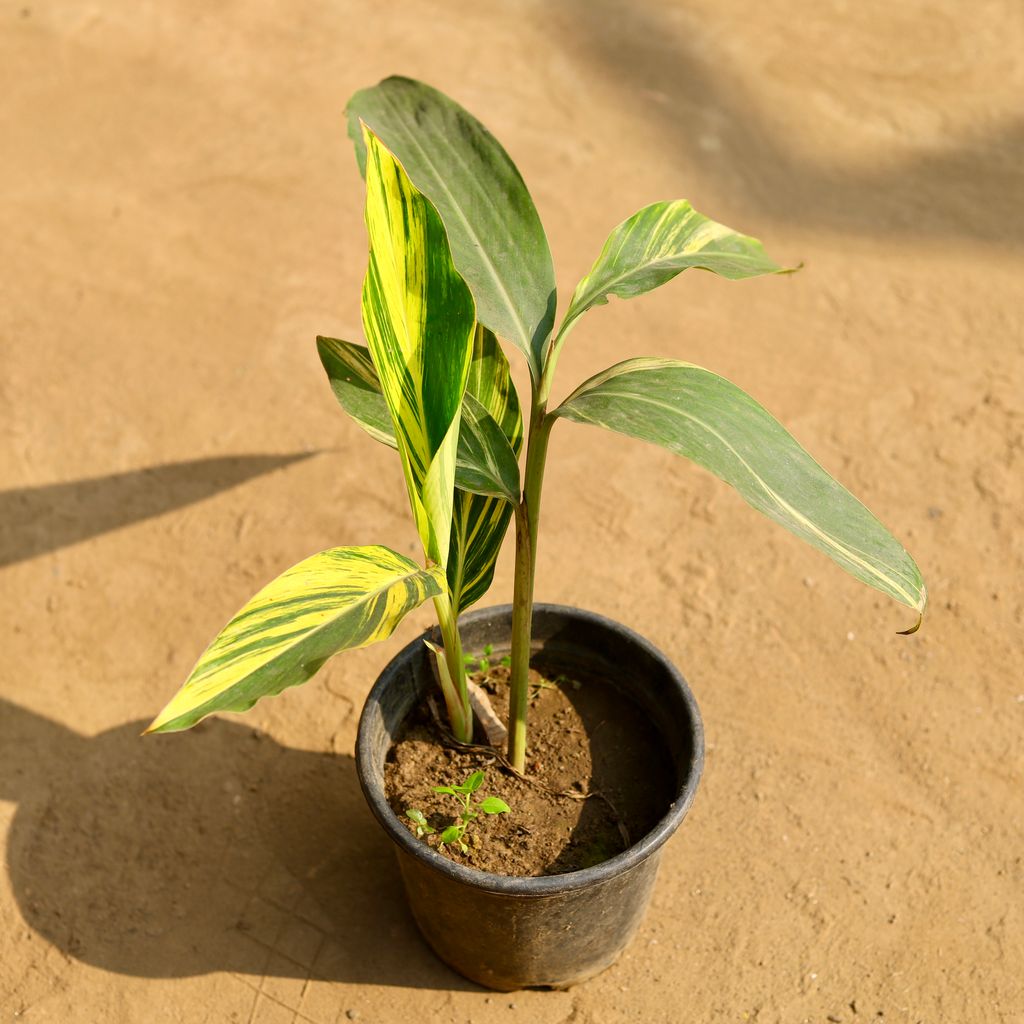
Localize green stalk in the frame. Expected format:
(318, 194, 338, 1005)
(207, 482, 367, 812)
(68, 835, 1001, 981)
(508, 503, 533, 771)
(434, 592, 473, 743)
(507, 363, 557, 772)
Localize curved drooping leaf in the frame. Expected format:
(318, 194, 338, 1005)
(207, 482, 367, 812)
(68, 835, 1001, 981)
(449, 325, 523, 614)
(361, 127, 476, 569)
(464, 324, 524, 446)
(316, 336, 519, 501)
(347, 76, 556, 382)
(316, 329, 522, 613)
(316, 337, 395, 447)
(146, 546, 445, 733)
(457, 393, 520, 502)
(558, 200, 792, 345)
(555, 358, 926, 617)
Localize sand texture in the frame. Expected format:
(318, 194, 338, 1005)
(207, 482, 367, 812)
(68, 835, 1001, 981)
(2, 1, 1022, 1021)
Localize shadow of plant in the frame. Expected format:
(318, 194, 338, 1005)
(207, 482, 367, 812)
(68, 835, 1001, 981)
(1, 700, 473, 990)
(0, 454, 317, 568)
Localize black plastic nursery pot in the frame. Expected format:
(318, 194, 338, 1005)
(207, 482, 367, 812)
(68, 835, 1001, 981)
(356, 604, 705, 991)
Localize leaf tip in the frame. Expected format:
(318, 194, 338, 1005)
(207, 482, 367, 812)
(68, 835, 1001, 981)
(141, 712, 176, 736)
(896, 612, 923, 636)
(142, 707, 171, 735)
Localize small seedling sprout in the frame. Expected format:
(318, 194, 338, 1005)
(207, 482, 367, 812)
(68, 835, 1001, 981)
(405, 808, 435, 838)
(406, 770, 510, 854)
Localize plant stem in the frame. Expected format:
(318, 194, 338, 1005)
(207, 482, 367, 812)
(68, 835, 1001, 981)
(434, 593, 473, 743)
(507, 394, 554, 772)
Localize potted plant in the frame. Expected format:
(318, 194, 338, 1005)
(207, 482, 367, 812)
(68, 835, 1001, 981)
(147, 77, 925, 990)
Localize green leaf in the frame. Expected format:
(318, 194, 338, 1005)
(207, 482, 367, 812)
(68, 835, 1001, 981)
(146, 546, 445, 733)
(464, 770, 485, 793)
(316, 326, 522, 617)
(448, 325, 524, 615)
(555, 358, 926, 616)
(316, 336, 519, 502)
(439, 825, 462, 844)
(361, 127, 476, 570)
(433, 785, 456, 795)
(406, 808, 427, 826)
(347, 77, 556, 382)
(456, 394, 520, 502)
(558, 200, 792, 346)
(316, 336, 397, 447)
(478, 796, 511, 815)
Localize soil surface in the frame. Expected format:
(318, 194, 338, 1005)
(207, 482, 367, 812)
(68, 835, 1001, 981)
(385, 666, 676, 876)
(3, 2, 1023, 1023)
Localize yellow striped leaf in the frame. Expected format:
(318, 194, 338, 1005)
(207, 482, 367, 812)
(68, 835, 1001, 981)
(449, 325, 523, 613)
(316, 337, 395, 447)
(316, 335, 519, 502)
(559, 200, 792, 347)
(457, 393, 520, 502)
(316, 330, 523, 614)
(347, 77, 556, 383)
(146, 546, 445, 733)
(555, 358, 926, 618)
(361, 126, 476, 569)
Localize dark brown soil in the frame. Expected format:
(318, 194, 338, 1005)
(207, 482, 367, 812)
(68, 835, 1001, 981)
(384, 662, 677, 876)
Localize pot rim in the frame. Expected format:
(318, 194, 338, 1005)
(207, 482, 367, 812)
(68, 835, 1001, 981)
(356, 602, 704, 897)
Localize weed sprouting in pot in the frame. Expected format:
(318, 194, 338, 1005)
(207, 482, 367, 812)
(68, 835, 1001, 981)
(147, 77, 925, 784)
(405, 808, 434, 839)
(464, 644, 504, 674)
(404, 770, 510, 854)
(407, 770, 511, 856)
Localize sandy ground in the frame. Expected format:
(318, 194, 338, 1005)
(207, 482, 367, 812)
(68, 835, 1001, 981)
(2, 1, 1022, 1021)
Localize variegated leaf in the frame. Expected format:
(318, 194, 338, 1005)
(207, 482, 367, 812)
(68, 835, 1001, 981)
(464, 325, 523, 445)
(316, 336, 519, 502)
(316, 337, 395, 447)
(449, 325, 523, 613)
(555, 358, 926, 617)
(146, 546, 445, 733)
(457, 393, 520, 502)
(361, 126, 476, 569)
(559, 201, 791, 345)
(347, 77, 556, 382)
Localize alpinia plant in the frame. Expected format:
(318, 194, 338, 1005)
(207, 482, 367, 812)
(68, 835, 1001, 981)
(148, 77, 926, 774)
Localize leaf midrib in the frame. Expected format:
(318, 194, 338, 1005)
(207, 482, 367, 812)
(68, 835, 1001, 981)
(375, 90, 539, 364)
(571, 247, 773, 317)
(567, 382, 922, 608)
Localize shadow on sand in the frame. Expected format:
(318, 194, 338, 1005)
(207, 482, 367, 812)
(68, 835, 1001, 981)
(1, 700, 471, 990)
(562, 0, 1023, 247)
(0, 453, 317, 568)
